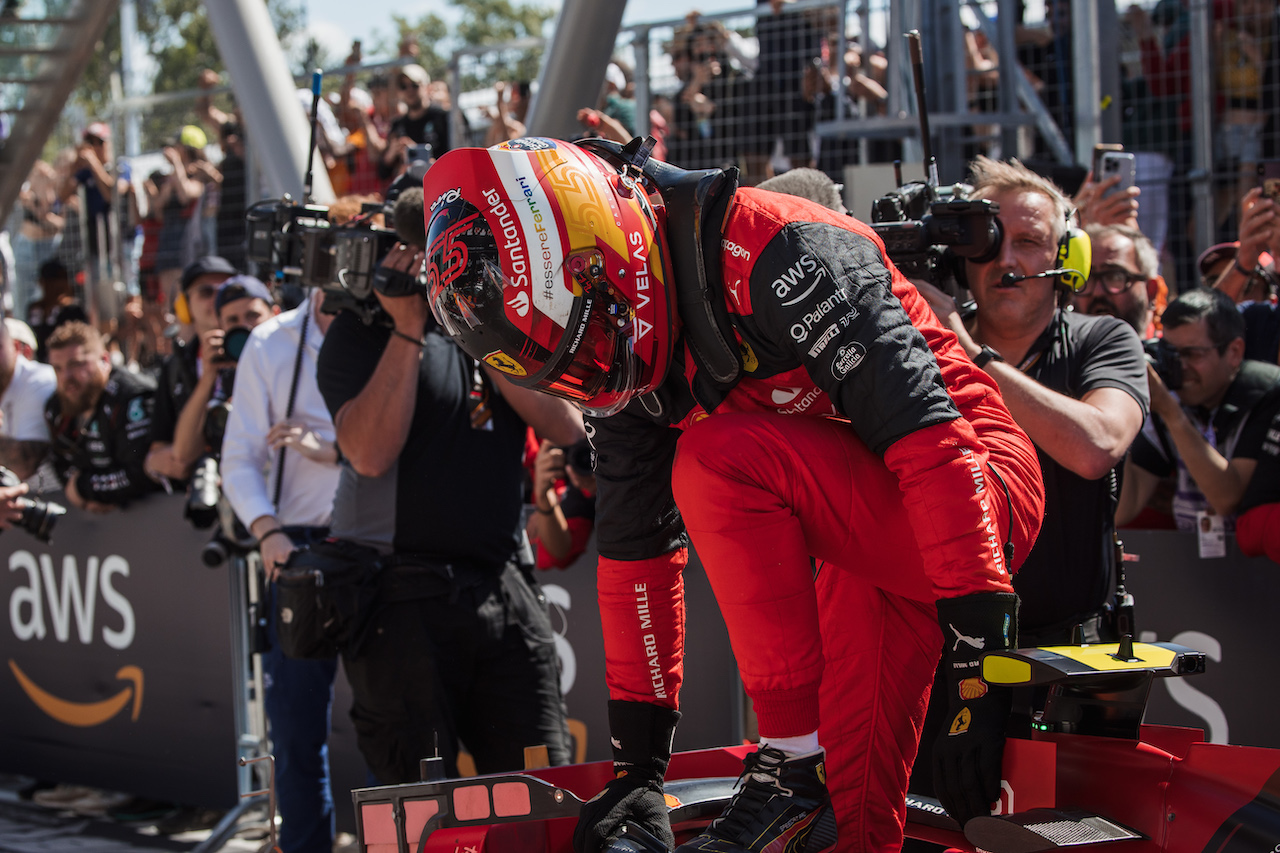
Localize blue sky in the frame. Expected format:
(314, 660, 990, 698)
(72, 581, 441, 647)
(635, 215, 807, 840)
(300, 0, 748, 62)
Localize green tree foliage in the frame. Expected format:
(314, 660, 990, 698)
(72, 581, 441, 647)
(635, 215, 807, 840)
(386, 0, 552, 90)
(62, 0, 551, 152)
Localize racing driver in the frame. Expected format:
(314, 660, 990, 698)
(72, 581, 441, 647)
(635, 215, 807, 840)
(420, 136, 1045, 852)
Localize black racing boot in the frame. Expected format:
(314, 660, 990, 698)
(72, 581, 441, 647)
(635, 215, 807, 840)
(674, 746, 838, 853)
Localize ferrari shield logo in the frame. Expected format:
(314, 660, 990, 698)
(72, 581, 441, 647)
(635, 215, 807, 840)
(949, 707, 972, 736)
(483, 351, 526, 377)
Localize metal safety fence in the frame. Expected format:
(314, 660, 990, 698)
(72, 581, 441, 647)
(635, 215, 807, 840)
(3, 0, 1275, 339)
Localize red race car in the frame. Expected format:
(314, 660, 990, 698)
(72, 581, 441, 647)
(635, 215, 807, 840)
(351, 641, 1280, 852)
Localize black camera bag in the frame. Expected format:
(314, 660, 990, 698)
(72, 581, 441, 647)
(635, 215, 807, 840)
(275, 539, 382, 659)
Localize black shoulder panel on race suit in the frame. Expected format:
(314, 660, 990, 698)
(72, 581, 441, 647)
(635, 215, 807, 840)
(734, 220, 961, 455)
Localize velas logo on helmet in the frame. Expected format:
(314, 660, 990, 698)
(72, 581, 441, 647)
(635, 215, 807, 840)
(421, 139, 676, 416)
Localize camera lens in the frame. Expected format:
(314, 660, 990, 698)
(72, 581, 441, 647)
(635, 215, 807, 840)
(17, 496, 65, 543)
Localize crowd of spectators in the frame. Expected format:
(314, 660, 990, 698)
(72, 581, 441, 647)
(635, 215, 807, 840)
(2, 0, 1280, 848)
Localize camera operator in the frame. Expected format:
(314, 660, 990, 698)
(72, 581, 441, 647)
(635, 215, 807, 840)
(1117, 288, 1280, 531)
(44, 322, 157, 512)
(916, 157, 1149, 645)
(220, 285, 342, 853)
(910, 157, 1149, 827)
(315, 218, 583, 783)
(146, 255, 238, 485)
(170, 276, 279, 470)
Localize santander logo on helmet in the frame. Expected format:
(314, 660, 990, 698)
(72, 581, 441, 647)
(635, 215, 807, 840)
(422, 138, 676, 416)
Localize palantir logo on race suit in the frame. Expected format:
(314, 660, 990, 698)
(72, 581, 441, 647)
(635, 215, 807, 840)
(830, 342, 867, 379)
(789, 290, 850, 343)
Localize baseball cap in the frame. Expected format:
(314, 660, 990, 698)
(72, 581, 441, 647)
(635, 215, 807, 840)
(1198, 241, 1276, 278)
(5, 318, 38, 357)
(215, 275, 275, 315)
(181, 256, 238, 291)
(83, 122, 111, 142)
(179, 124, 208, 150)
(605, 63, 626, 91)
(399, 63, 430, 87)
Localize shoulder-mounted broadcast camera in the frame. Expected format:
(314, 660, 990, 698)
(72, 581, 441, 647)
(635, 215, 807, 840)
(243, 70, 432, 325)
(870, 177, 1002, 288)
(866, 31, 1002, 291)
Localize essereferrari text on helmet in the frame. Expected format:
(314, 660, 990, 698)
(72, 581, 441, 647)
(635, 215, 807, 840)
(422, 137, 677, 416)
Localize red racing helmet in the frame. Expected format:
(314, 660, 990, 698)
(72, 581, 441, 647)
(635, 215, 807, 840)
(422, 137, 677, 416)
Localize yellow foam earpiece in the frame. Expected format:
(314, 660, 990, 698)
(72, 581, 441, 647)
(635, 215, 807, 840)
(1058, 226, 1092, 293)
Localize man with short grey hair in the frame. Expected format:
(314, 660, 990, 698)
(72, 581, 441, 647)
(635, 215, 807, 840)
(1071, 223, 1161, 336)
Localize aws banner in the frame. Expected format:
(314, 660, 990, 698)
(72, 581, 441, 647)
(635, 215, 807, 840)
(1123, 530, 1280, 750)
(0, 493, 239, 807)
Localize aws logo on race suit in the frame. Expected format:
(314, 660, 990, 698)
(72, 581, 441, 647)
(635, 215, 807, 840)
(771, 254, 827, 307)
(7, 550, 142, 727)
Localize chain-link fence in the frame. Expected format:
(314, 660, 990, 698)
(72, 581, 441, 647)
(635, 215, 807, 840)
(5, 0, 1277, 340)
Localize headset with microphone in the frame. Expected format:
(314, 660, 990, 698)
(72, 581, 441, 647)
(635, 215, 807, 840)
(1000, 220, 1092, 292)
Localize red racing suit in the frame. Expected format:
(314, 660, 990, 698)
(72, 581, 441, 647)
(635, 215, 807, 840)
(589, 187, 1044, 849)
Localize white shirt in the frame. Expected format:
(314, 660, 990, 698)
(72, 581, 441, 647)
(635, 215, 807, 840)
(0, 355, 55, 441)
(221, 297, 340, 529)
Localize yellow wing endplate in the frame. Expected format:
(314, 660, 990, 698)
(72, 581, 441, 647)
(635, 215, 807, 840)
(981, 642, 1206, 686)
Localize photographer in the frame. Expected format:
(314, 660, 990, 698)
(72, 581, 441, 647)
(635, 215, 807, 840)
(379, 64, 449, 185)
(44, 322, 157, 512)
(220, 285, 342, 853)
(146, 255, 237, 484)
(171, 276, 278, 470)
(315, 231, 583, 784)
(1117, 288, 1280, 531)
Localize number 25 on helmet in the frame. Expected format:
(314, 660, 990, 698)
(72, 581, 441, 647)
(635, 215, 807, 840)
(422, 138, 677, 416)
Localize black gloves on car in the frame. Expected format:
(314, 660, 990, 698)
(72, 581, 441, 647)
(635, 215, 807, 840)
(931, 591, 1018, 827)
(574, 700, 681, 853)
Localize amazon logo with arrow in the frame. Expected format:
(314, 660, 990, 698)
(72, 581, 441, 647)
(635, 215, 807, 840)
(6, 551, 142, 727)
(9, 661, 143, 726)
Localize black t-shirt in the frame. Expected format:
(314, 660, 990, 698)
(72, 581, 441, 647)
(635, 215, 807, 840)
(1239, 407, 1280, 512)
(389, 107, 450, 156)
(151, 338, 200, 445)
(316, 311, 528, 566)
(1012, 310, 1149, 636)
(1241, 300, 1280, 366)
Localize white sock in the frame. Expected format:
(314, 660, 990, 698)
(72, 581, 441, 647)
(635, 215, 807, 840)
(759, 731, 821, 758)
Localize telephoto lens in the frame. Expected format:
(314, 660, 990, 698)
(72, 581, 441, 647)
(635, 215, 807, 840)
(185, 457, 221, 529)
(0, 466, 66, 543)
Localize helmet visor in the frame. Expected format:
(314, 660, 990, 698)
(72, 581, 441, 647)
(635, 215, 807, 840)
(429, 250, 644, 417)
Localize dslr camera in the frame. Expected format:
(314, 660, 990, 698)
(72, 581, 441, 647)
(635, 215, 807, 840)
(1143, 338, 1183, 391)
(870, 179, 1003, 290)
(0, 466, 65, 543)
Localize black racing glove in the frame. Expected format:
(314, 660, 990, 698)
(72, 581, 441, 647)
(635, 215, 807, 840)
(931, 591, 1018, 827)
(574, 700, 680, 853)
